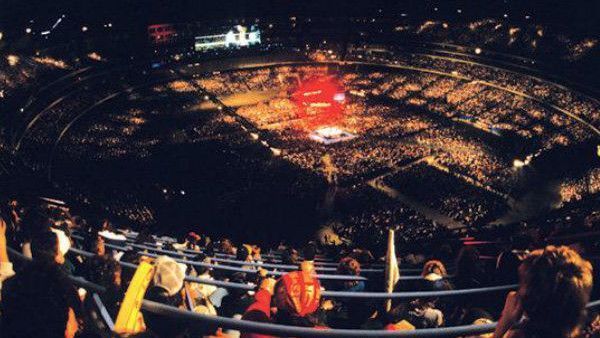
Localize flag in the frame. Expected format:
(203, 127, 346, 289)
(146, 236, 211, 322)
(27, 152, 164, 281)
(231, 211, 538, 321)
(384, 229, 400, 311)
(115, 261, 154, 335)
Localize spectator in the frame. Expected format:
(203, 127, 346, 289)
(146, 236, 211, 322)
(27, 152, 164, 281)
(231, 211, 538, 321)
(242, 270, 324, 337)
(461, 308, 494, 338)
(220, 238, 237, 255)
(86, 235, 106, 257)
(142, 255, 188, 338)
(84, 254, 123, 317)
(281, 247, 299, 265)
(455, 247, 488, 289)
(495, 249, 522, 285)
(494, 245, 593, 338)
(173, 232, 201, 252)
(385, 303, 416, 331)
(337, 257, 364, 292)
(237, 244, 253, 265)
(188, 253, 219, 303)
(30, 229, 65, 265)
(218, 272, 255, 318)
(2, 260, 80, 338)
(420, 259, 451, 290)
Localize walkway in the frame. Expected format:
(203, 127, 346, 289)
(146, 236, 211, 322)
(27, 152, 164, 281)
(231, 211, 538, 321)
(366, 157, 467, 230)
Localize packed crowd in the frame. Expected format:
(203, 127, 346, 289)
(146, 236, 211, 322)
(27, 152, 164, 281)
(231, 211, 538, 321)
(402, 19, 598, 62)
(0, 198, 598, 338)
(6, 53, 597, 241)
(383, 162, 507, 226)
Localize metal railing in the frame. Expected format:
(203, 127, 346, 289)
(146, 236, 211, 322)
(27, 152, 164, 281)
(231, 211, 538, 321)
(10, 246, 600, 337)
(68, 247, 516, 299)
(77, 241, 432, 282)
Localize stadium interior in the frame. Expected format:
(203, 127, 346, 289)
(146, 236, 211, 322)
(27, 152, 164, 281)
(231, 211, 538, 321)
(0, 1, 599, 337)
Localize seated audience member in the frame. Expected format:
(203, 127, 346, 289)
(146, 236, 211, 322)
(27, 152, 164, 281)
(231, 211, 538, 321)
(406, 298, 445, 329)
(84, 255, 123, 317)
(250, 245, 262, 262)
(303, 243, 317, 263)
(324, 257, 372, 328)
(242, 270, 324, 337)
(395, 262, 454, 329)
(85, 234, 106, 257)
(237, 245, 254, 268)
(385, 303, 416, 331)
(495, 248, 522, 285)
(420, 259, 452, 291)
(494, 245, 593, 338)
(2, 260, 80, 338)
(143, 256, 188, 338)
(337, 257, 364, 292)
(300, 244, 317, 274)
(218, 273, 255, 318)
(17, 209, 52, 258)
(348, 248, 375, 267)
(31, 229, 66, 265)
(220, 238, 237, 255)
(173, 232, 201, 251)
(280, 247, 299, 265)
(455, 246, 488, 289)
(189, 253, 219, 304)
(461, 308, 494, 338)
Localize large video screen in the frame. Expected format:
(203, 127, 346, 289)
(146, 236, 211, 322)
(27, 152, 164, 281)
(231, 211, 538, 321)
(194, 25, 261, 51)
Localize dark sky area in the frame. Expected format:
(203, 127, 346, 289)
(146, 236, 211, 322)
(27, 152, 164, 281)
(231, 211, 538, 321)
(1, 0, 598, 30)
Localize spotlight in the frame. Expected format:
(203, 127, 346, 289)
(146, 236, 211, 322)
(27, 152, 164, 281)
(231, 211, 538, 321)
(25, 27, 32, 34)
(513, 159, 526, 168)
(475, 47, 482, 55)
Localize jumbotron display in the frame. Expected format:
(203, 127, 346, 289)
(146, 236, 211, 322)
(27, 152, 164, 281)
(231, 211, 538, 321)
(194, 25, 261, 51)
